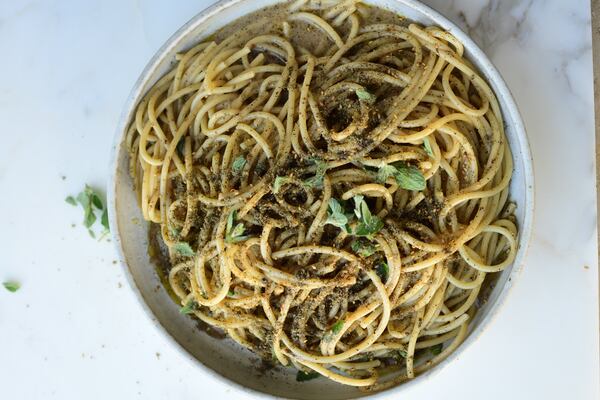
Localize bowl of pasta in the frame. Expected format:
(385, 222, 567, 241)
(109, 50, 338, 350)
(108, 0, 534, 398)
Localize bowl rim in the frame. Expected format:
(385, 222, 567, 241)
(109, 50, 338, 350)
(107, 0, 535, 398)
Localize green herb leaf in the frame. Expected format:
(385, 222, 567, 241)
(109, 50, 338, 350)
(173, 242, 195, 257)
(352, 196, 383, 239)
(225, 211, 248, 243)
(423, 137, 434, 157)
(375, 262, 389, 283)
(375, 163, 426, 191)
(361, 201, 373, 224)
(231, 223, 245, 239)
(351, 240, 378, 257)
(303, 175, 321, 188)
(353, 195, 364, 219)
(168, 226, 181, 239)
(84, 210, 97, 228)
(325, 198, 348, 229)
(355, 88, 376, 104)
(232, 156, 246, 173)
(312, 158, 327, 175)
(76, 190, 90, 208)
(227, 223, 247, 243)
(101, 208, 109, 232)
(331, 320, 344, 334)
(392, 162, 426, 191)
(227, 290, 235, 297)
(72, 185, 109, 235)
(354, 219, 384, 238)
(396, 349, 407, 358)
(430, 343, 443, 355)
(273, 176, 292, 194)
(226, 210, 235, 234)
(376, 165, 397, 184)
(179, 299, 196, 314)
(3, 281, 20, 292)
(303, 158, 328, 189)
(65, 196, 77, 206)
(91, 193, 103, 210)
(82, 185, 100, 207)
(296, 370, 320, 382)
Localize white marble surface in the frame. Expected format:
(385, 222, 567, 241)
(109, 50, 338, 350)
(0, 0, 597, 399)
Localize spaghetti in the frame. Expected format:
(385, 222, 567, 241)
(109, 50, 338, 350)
(126, 0, 518, 389)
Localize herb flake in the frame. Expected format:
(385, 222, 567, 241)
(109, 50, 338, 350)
(101, 209, 109, 231)
(69, 184, 110, 239)
(392, 162, 426, 191)
(173, 242, 195, 257)
(179, 299, 196, 314)
(423, 137, 434, 157)
(91, 193, 103, 210)
(2, 281, 20, 292)
(355, 88, 376, 104)
(232, 156, 246, 173)
(303, 158, 328, 189)
(376, 165, 397, 184)
(273, 176, 292, 194)
(430, 343, 443, 355)
(168, 225, 181, 239)
(376, 163, 426, 191)
(352, 196, 383, 239)
(225, 211, 248, 243)
(331, 320, 344, 334)
(375, 262, 389, 283)
(351, 240, 378, 257)
(296, 370, 320, 382)
(324, 198, 348, 230)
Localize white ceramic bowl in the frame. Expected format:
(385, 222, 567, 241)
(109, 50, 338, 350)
(108, 1, 534, 398)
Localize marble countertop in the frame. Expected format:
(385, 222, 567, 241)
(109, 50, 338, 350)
(0, 0, 598, 399)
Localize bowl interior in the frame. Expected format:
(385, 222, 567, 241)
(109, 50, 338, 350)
(109, 1, 533, 398)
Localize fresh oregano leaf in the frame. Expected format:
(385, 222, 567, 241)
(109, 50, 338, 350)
(173, 242, 195, 257)
(352, 195, 364, 219)
(101, 208, 109, 232)
(430, 343, 443, 355)
(355, 88, 376, 104)
(376, 165, 397, 184)
(391, 162, 426, 191)
(296, 370, 320, 382)
(2, 281, 20, 292)
(351, 240, 378, 257)
(352, 196, 383, 239)
(331, 320, 344, 334)
(225, 210, 248, 243)
(423, 137, 434, 157)
(232, 156, 246, 173)
(375, 262, 389, 283)
(303, 157, 328, 189)
(84, 209, 96, 228)
(324, 198, 348, 229)
(273, 176, 292, 194)
(179, 299, 196, 314)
